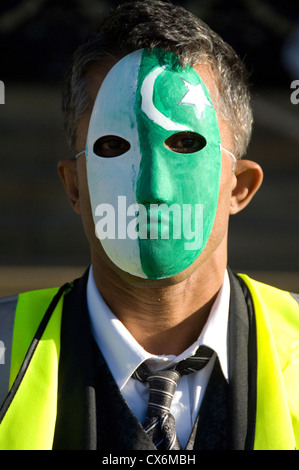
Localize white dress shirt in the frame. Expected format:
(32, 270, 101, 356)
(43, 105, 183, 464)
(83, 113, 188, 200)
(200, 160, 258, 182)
(87, 267, 230, 449)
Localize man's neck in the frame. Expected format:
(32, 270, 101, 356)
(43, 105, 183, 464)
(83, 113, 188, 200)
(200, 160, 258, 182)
(90, 251, 226, 356)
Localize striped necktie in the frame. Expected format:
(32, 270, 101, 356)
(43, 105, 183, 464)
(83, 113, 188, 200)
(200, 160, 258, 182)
(132, 345, 214, 450)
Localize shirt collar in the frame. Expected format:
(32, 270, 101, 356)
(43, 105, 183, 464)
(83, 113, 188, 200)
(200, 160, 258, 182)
(87, 267, 230, 390)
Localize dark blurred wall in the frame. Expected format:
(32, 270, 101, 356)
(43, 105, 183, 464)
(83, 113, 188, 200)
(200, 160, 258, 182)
(0, 0, 298, 274)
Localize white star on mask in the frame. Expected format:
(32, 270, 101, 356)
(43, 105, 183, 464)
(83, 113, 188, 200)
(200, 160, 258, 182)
(178, 79, 212, 120)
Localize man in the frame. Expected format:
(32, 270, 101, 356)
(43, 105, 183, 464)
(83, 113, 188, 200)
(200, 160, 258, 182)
(0, 0, 298, 450)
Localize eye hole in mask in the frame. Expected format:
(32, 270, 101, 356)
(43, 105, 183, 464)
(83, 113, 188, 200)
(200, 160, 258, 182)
(93, 135, 131, 158)
(164, 131, 207, 154)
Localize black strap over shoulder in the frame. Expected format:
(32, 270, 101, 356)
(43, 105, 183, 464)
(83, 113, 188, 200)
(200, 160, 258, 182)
(227, 269, 257, 450)
(53, 269, 97, 450)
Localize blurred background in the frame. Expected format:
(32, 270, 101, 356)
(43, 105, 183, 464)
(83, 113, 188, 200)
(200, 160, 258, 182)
(0, 0, 298, 295)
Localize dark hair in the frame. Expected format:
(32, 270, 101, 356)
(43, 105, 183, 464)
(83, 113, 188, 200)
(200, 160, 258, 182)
(63, 0, 252, 157)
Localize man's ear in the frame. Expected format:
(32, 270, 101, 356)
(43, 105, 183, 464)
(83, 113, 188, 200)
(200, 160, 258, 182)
(230, 160, 263, 215)
(57, 159, 81, 214)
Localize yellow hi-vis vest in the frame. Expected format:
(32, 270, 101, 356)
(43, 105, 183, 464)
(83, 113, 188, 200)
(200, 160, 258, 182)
(0, 285, 66, 450)
(0, 275, 298, 450)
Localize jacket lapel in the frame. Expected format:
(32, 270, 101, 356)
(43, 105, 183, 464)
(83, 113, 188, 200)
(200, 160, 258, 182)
(227, 269, 257, 450)
(53, 269, 97, 450)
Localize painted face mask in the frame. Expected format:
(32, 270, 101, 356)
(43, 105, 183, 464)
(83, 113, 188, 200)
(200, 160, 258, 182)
(85, 48, 222, 279)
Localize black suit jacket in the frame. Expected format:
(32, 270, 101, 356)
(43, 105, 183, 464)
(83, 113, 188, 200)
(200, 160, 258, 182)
(52, 268, 257, 450)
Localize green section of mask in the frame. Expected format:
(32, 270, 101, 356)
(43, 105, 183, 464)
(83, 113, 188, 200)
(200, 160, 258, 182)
(135, 48, 222, 279)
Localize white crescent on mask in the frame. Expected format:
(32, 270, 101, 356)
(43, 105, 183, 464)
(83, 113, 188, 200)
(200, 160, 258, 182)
(140, 66, 190, 131)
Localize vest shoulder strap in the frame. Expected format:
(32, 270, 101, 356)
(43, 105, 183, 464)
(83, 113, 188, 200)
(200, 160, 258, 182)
(9, 287, 62, 388)
(0, 285, 69, 450)
(238, 274, 299, 449)
(238, 275, 299, 368)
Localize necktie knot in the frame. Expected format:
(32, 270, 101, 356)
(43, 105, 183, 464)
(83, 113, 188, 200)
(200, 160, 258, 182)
(132, 345, 214, 450)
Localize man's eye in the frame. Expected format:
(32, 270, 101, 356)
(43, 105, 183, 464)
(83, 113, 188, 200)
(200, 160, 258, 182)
(93, 136, 131, 158)
(164, 132, 206, 154)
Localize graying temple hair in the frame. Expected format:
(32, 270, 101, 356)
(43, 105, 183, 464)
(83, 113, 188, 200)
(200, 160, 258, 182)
(62, 0, 253, 158)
